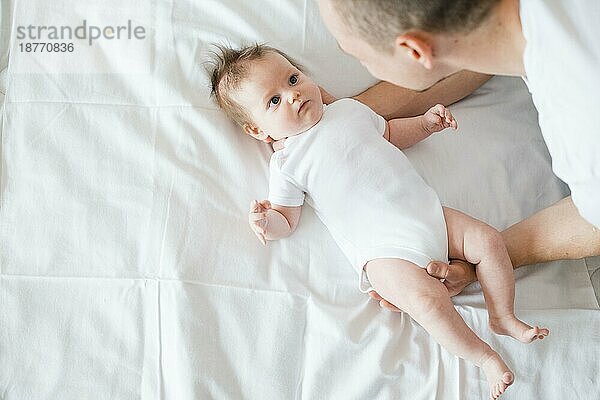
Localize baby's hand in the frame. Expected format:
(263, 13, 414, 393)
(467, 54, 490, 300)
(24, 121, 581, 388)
(422, 104, 458, 134)
(248, 200, 272, 245)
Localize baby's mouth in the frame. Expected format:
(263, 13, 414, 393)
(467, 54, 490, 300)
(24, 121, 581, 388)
(298, 100, 310, 114)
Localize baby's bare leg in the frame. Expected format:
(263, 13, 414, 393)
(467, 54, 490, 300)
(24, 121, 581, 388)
(366, 259, 513, 399)
(442, 207, 549, 343)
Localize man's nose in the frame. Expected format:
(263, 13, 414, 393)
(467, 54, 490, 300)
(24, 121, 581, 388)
(287, 90, 300, 104)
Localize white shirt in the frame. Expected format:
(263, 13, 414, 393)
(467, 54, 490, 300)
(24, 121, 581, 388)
(520, 0, 600, 227)
(268, 99, 448, 288)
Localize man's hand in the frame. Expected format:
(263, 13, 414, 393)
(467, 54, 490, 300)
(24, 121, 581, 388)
(248, 200, 272, 245)
(422, 104, 458, 134)
(368, 290, 404, 312)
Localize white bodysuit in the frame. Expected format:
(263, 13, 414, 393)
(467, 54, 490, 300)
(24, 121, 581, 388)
(267, 98, 448, 292)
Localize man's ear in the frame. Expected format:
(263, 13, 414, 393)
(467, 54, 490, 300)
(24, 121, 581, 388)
(243, 123, 271, 142)
(395, 34, 434, 69)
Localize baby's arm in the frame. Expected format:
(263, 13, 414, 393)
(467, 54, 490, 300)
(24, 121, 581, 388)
(248, 200, 302, 245)
(386, 104, 457, 150)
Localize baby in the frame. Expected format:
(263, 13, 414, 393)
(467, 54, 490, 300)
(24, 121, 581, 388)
(209, 44, 549, 400)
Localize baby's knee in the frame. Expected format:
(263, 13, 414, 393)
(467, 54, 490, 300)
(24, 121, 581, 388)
(404, 287, 448, 316)
(365, 260, 448, 313)
(468, 224, 505, 254)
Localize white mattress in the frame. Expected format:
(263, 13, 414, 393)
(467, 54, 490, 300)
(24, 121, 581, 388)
(1, 1, 599, 399)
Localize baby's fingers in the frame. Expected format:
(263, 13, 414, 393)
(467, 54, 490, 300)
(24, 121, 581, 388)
(250, 200, 262, 213)
(249, 212, 267, 222)
(250, 199, 270, 213)
(432, 103, 446, 116)
(250, 222, 267, 245)
(444, 109, 458, 129)
(251, 227, 266, 245)
(258, 200, 271, 210)
(252, 218, 268, 232)
(255, 231, 267, 246)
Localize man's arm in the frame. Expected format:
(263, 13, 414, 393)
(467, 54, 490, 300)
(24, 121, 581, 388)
(354, 71, 492, 119)
(501, 196, 600, 268)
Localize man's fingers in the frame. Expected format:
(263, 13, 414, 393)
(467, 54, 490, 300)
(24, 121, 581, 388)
(368, 291, 383, 301)
(369, 291, 402, 312)
(380, 299, 403, 312)
(426, 261, 450, 280)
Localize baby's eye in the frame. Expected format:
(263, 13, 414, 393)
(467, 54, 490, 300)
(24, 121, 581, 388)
(289, 74, 298, 85)
(269, 95, 280, 107)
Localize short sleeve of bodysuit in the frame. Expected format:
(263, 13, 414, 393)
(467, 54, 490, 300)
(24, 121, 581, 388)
(353, 99, 387, 137)
(267, 154, 305, 207)
(372, 106, 387, 137)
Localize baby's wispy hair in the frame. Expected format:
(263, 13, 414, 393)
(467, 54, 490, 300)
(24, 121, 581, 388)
(208, 43, 304, 126)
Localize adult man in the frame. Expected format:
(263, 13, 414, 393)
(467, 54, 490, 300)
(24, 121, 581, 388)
(317, 0, 600, 308)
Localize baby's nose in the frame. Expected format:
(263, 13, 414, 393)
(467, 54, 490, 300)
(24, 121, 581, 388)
(287, 91, 300, 104)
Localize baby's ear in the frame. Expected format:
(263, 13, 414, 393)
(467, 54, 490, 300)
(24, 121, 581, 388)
(243, 123, 268, 141)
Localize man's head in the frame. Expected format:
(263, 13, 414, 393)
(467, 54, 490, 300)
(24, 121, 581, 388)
(210, 44, 323, 142)
(318, 0, 500, 90)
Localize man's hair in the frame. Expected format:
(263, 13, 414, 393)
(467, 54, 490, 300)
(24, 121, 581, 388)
(328, 0, 501, 52)
(209, 43, 303, 126)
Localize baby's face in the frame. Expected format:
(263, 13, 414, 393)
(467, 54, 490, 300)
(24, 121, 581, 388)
(233, 52, 324, 141)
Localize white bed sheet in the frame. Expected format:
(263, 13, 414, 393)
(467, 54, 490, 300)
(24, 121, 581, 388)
(1, 1, 599, 399)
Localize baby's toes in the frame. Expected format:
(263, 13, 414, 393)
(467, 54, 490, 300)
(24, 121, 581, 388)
(492, 384, 500, 399)
(523, 326, 541, 343)
(502, 372, 514, 385)
(493, 382, 504, 399)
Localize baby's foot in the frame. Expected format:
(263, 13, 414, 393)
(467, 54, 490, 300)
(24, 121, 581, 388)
(479, 352, 514, 400)
(489, 315, 549, 343)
